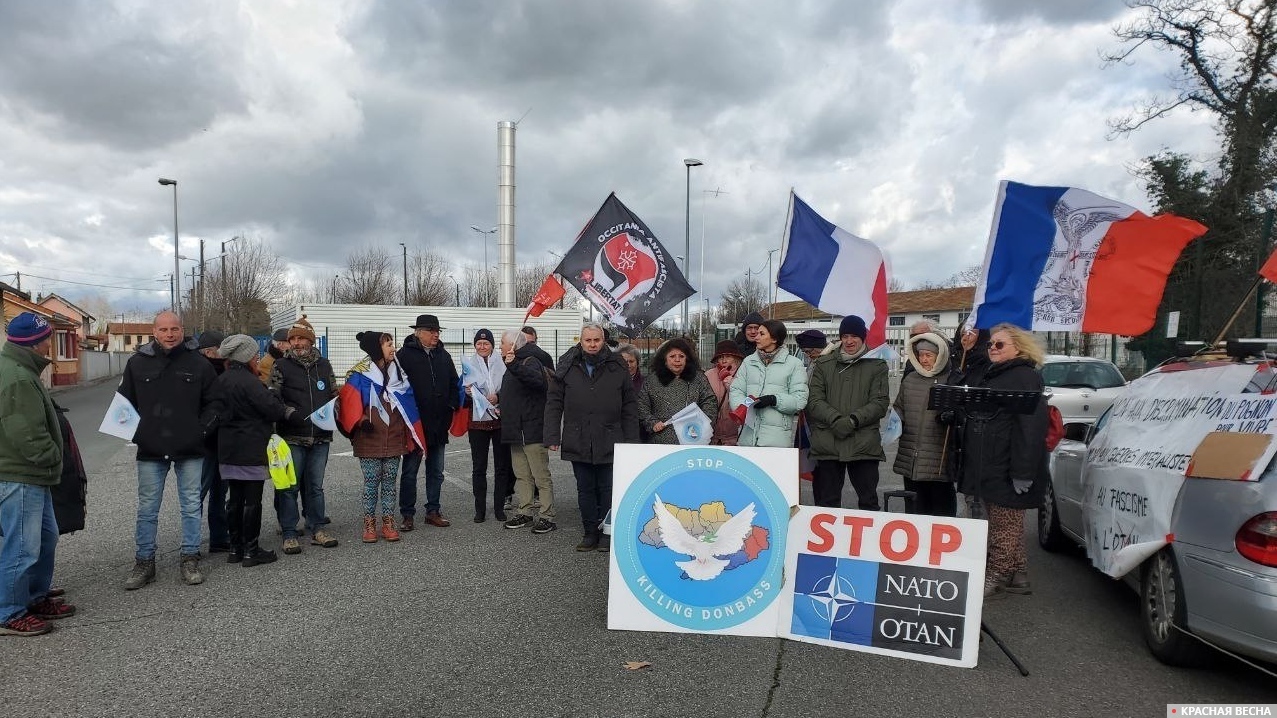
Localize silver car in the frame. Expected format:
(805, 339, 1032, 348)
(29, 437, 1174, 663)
(1041, 355, 1127, 424)
(1040, 357, 1277, 666)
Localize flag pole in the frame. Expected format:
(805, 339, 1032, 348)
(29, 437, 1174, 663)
(773, 189, 796, 316)
(1209, 275, 1264, 347)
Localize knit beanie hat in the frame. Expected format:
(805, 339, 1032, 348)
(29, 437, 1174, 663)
(740, 311, 765, 331)
(288, 315, 316, 343)
(838, 315, 867, 340)
(794, 329, 828, 350)
(6, 312, 52, 347)
(357, 331, 386, 358)
(272, 328, 290, 343)
(473, 328, 495, 346)
(197, 330, 226, 350)
(219, 334, 260, 364)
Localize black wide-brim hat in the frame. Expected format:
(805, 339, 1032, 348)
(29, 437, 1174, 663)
(410, 314, 444, 330)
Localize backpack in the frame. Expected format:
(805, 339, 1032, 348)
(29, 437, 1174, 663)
(1045, 404, 1064, 452)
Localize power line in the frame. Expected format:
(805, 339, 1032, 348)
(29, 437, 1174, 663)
(17, 272, 167, 291)
(2, 263, 165, 282)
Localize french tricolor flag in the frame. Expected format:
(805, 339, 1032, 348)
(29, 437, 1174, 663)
(970, 181, 1207, 335)
(777, 192, 889, 347)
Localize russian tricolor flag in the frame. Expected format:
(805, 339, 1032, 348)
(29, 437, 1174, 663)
(777, 192, 889, 347)
(970, 181, 1207, 335)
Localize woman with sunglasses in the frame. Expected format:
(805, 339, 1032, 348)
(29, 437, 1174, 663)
(958, 323, 1049, 600)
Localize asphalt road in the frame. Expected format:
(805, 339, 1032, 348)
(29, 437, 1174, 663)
(4, 380, 1275, 718)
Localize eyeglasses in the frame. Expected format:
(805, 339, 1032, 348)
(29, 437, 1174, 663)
(991, 340, 1009, 350)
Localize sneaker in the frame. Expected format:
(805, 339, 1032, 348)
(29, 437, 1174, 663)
(531, 519, 557, 534)
(28, 598, 76, 620)
(504, 514, 534, 530)
(502, 497, 513, 512)
(575, 533, 600, 552)
(180, 555, 204, 585)
(1004, 570, 1032, 595)
(597, 534, 611, 553)
(282, 538, 302, 555)
(123, 558, 156, 591)
(47, 588, 65, 598)
(312, 530, 338, 548)
(0, 613, 52, 636)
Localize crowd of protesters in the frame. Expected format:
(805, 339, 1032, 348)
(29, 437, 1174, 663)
(0, 306, 1050, 635)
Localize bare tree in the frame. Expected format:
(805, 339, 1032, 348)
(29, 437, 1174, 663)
(888, 277, 908, 293)
(76, 293, 116, 334)
(719, 278, 767, 324)
(195, 237, 290, 334)
(336, 247, 396, 305)
(408, 249, 453, 305)
(463, 265, 497, 307)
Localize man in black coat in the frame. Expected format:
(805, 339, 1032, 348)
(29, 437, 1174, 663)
(543, 323, 639, 552)
(195, 330, 230, 553)
(117, 311, 218, 590)
(521, 325, 555, 371)
(396, 314, 460, 530)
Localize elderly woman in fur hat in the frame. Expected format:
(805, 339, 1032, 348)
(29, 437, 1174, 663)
(891, 332, 956, 517)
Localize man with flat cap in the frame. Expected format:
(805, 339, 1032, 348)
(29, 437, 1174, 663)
(257, 328, 290, 384)
(397, 314, 459, 530)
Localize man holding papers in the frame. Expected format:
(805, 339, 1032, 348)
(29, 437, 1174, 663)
(268, 315, 339, 553)
(118, 311, 218, 590)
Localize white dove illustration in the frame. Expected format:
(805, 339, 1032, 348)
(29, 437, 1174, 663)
(653, 494, 757, 581)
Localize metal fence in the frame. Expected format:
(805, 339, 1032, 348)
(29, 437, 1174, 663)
(318, 327, 580, 382)
(79, 350, 130, 383)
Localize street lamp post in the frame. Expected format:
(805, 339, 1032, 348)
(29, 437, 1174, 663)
(682, 158, 703, 333)
(470, 226, 497, 306)
(158, 178, 180, 316)
(399, 242, 408, 305)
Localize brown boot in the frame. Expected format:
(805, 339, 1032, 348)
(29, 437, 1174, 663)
(362, 516, 377, 543)
(381, 516, 401, 542)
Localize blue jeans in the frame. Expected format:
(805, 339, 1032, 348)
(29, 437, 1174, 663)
(274, 442, 330, 538)
(200, 455, 229, 547)
(135, 458, 204, 559)
(571, 462, 613, 534)
(399, 446, 445, 516)
(0, 481, 58, 622)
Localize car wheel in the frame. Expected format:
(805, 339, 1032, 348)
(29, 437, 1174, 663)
(1037, 481, 1070, 552)
(1140, 548, 1206, 666)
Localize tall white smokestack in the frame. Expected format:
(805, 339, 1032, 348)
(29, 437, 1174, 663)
(497, 121, 516, 308)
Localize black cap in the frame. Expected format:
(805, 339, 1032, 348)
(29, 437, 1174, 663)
(196, 330, 226, 350)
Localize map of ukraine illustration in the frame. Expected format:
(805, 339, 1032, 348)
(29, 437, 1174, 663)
(638, 500, 770, 575)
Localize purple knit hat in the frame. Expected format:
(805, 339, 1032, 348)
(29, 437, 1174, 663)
(6, 312, 53, 346)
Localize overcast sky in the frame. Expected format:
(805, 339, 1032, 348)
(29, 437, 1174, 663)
(0, 0, 1220, 320)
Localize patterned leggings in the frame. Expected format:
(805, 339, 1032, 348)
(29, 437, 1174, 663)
(986, 503, 1027, 579)
(359, 458, 399, 518)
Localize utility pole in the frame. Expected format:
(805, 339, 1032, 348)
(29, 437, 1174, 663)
(400, 242, 408, 305)
(198, 238, 205, 330)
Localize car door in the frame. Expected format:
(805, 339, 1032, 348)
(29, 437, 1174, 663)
(1055, 409, 1112, 537)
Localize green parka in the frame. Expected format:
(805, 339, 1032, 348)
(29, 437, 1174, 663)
(0, 342, 63, 485)
(806, 349, 889, 462)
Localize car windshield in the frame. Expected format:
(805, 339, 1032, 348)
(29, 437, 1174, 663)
(1042, 361, 1126, 389)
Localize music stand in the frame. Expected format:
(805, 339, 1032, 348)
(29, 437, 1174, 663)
(928, 383, 1039, 677)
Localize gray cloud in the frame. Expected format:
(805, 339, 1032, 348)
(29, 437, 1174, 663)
(0, 0, 1220, 320)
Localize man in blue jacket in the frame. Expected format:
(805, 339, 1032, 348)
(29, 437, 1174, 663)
(118, 311, 218, 589)
(0, 313, 70, 636)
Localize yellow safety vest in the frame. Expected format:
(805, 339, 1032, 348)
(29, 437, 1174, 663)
(266, 435, 297, 490)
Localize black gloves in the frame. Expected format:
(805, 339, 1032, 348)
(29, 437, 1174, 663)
(753, 395, 777, 409)
(833, 416, 856, 439)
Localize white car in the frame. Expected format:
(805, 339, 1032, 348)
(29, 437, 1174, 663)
(1041, 355, 1127, 424)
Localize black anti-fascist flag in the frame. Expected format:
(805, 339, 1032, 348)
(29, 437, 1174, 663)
(553, 193, 695, 336)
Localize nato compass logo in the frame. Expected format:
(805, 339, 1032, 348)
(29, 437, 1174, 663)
(792, 555, 969, 659)
(614, 449, 788, 631)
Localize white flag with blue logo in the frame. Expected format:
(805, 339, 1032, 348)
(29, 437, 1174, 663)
(308, 398, 337, 431)
(669, 402, 712, 446)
